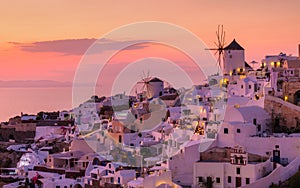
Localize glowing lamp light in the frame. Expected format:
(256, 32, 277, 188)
(284, 96, 288, 101)
(240, 75, 246, 79)
(271, 62, 275, 66)
(277, 62, 281, 66)
(237, 68, 240, 72)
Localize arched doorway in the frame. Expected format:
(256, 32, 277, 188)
(294, 90, 300, 105)
(73, 184, 83, 188)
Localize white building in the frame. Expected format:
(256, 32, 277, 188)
(223, 39, 245, 76)
(193, 146, 273, 188)
(127, 167, 182, 188)
(86, 162, 135, 187)
(262, 53, 298, 72)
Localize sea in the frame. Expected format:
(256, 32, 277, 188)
(0, 87, 73, 122)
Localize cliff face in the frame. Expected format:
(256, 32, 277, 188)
(0, 123, 36, 143)
(0, 142, 23, 168)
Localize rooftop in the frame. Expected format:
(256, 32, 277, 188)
(149, 77, 163, 83)
(199, 147, 268, 163)
(224, 39, 244, 50)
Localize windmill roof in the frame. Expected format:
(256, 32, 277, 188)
(149, 77, 163, 82)
(224, 39, 244, 50)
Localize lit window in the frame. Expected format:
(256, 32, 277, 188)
(277, 62, 281, 67)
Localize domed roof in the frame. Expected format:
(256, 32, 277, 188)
(224, 107, 244, 122)
(224, 105, 269, 123)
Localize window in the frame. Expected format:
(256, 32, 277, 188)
(91, 173, 98, 179)
(253, 118, 257, 125)
(224, 128, 229, 134)
(216, 177, 220, 183)
(236, 167, 240, 174)
(257, 124, 261, 132)
(64, 186, 67, 188)
(207, 176, 213, 183)
(56, 186, 60, 188)
(198, 176, 203, 182)
(249, 85, 252, 89)
(246, 178, 250, 184)
(274, 150, 280, 157)
(237, 129, 241, 133)
(228, 176, 231, 183)
(241, 85, 244, 89)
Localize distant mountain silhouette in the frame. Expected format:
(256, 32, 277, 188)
(0, 80, 72, 88)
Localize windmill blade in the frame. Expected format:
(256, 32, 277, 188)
(205, 48, 219, 50)
(204, 25, 226, 74)
(146, 84, 150, 98)
(147, 70, 150, 79)
(214, 41, 219, 48)
(222, 31, 226, 46)
(146, 83, 153, 98)
(214, 50, 219, 56)
(142, 71, 146, 80)
(139, 74, 144, 82)
(141, 84, 147, 92)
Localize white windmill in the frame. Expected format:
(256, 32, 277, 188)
(137, 71, 164, 100)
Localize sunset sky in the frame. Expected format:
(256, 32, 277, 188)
(0, 0, 299, 82)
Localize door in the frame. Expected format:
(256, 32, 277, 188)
(236, 177, 241, 187)
(118, 135, 122, 143)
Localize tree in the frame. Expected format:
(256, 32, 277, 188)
(202, 176, 214, 188)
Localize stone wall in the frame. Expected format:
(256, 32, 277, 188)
(0, 123, 36, 143)
(282, 81, 300, 105)
(264, 95, 300, 129)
